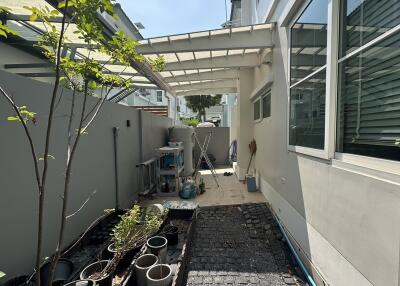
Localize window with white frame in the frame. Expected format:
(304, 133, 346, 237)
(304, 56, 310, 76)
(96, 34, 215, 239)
(253, 89, 271, 121)
(289, 0, 329, 151)
(336, 0, 400, 161)
(156, 90, 163, 102)
(254, 98, 261, 120)
(262, 90, 271, 118)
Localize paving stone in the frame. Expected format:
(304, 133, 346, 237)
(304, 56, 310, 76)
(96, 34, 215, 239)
(183, 204, 304, 286)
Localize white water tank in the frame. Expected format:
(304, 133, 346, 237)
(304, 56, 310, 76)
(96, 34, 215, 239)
(169, 126, 195, 176)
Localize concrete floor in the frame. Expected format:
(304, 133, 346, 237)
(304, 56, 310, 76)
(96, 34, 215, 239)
(144, 166, 266, 207)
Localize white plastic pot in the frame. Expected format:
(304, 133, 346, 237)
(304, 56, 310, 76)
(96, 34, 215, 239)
(146, 236, 167, 264)
(146, 264, 172, 286)
(134, 254, 158, 286)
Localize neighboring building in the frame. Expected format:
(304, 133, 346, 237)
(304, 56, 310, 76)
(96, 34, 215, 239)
(204, 94, 236, 127)
(227, 1, 400, 286)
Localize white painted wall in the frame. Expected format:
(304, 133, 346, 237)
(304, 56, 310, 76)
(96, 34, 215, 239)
(234, 1, 400, 285)
(0, 70, 173, 279)
(0, 42, 55, 84)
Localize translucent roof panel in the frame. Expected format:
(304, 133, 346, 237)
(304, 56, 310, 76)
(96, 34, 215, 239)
(104, 65, 138, 74)
(176, 52, 194, 61)
(194, 51, 211, 60)
(7, 20, 39, 41)
(171, 70, 186, 76)
(0, 0, 51, 15)
(212, 50, 228, 57)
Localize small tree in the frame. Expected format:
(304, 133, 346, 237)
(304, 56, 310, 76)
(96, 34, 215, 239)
(0, 1, 164, 285)
(184, 94, 222, 122)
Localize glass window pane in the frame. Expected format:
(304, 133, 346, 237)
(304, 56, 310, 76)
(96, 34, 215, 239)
(339, 0, 400, 57)
(337, 33, 400, 161)
(289, 70, 326, 149)
(254, 99, 261, 120)
(157, 90, 163, 102)
(290, 0, 329, 85)
(262, 92, 271, 118)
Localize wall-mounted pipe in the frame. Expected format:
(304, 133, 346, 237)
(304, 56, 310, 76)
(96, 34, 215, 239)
(273, 212, 317, 286)
(113, 127, 120, 210)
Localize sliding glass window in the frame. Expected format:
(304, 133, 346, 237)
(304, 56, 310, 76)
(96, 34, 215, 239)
(289, 0, 329, 151)
(337, 0, 400, 161)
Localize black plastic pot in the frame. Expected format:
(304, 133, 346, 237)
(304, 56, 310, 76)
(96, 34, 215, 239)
(80, 260, 112, 286)
(1, 275, 33, 286)
(63, 280, 95, 286)
(164, 226, 179, 245)
(39, 259, 73, 286)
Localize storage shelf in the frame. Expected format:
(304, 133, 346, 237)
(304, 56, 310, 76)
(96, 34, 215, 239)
(160, 166, 184, 176)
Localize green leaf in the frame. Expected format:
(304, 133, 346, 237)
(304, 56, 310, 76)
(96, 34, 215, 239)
(29, 13, 38, 22)
(7, 116, 20, 121)
(0, 271, 6, 278)
(58, 1, 74, 8)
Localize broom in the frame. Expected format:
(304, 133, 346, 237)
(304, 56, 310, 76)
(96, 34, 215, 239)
(246, 139, 257, 175)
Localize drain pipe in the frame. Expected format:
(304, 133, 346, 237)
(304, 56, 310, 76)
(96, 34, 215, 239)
(113, 127, 120, 210)
(273, 213, 317, 286)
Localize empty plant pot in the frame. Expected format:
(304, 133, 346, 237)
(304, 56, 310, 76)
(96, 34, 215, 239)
(64, 280, 96, 286)
(164, 226, 178, 246)
(39, 258, 73, 286)
(80, 260, 112, 286)
(134, 254, 158, 286)
(146, 264, 172, 286)
(146, 236, 167, 264)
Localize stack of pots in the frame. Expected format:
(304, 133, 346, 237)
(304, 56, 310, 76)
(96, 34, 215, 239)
(133, 236, 172, 286)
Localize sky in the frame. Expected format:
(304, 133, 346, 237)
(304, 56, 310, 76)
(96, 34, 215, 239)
(117, 0, 231, 38)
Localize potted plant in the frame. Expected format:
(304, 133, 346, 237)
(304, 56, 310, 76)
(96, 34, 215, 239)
(80, 260, 112, 286)
(105, 205, 166, 270)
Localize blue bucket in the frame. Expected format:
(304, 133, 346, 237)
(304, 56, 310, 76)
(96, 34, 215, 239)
(246, 175, 257, 192)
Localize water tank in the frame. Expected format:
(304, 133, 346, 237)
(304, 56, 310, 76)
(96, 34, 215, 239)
(169, 126, 195, 176)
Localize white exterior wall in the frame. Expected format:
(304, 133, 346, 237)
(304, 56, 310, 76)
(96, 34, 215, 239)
(235, 1, 400, 286)
(0, 42, 55, 84)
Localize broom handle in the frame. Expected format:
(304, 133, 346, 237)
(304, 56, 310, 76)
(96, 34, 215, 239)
(246, 153, 254, 175)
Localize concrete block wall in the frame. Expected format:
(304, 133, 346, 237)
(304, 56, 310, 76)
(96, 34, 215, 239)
(194, 127, 230, 166)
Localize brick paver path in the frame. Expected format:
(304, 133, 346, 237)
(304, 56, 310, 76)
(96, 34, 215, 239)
(184, 203, 306, 286)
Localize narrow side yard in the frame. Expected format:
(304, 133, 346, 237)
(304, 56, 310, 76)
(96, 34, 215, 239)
(184, 204, 306, 286)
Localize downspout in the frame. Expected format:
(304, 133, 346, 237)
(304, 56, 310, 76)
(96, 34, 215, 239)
(273, 212, 317, 286)
(113, 127, 120, 210)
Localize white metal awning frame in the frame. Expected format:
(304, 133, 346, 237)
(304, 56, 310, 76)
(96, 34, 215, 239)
(139, 23, 275, 96)
(0, 0, 276, 96)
